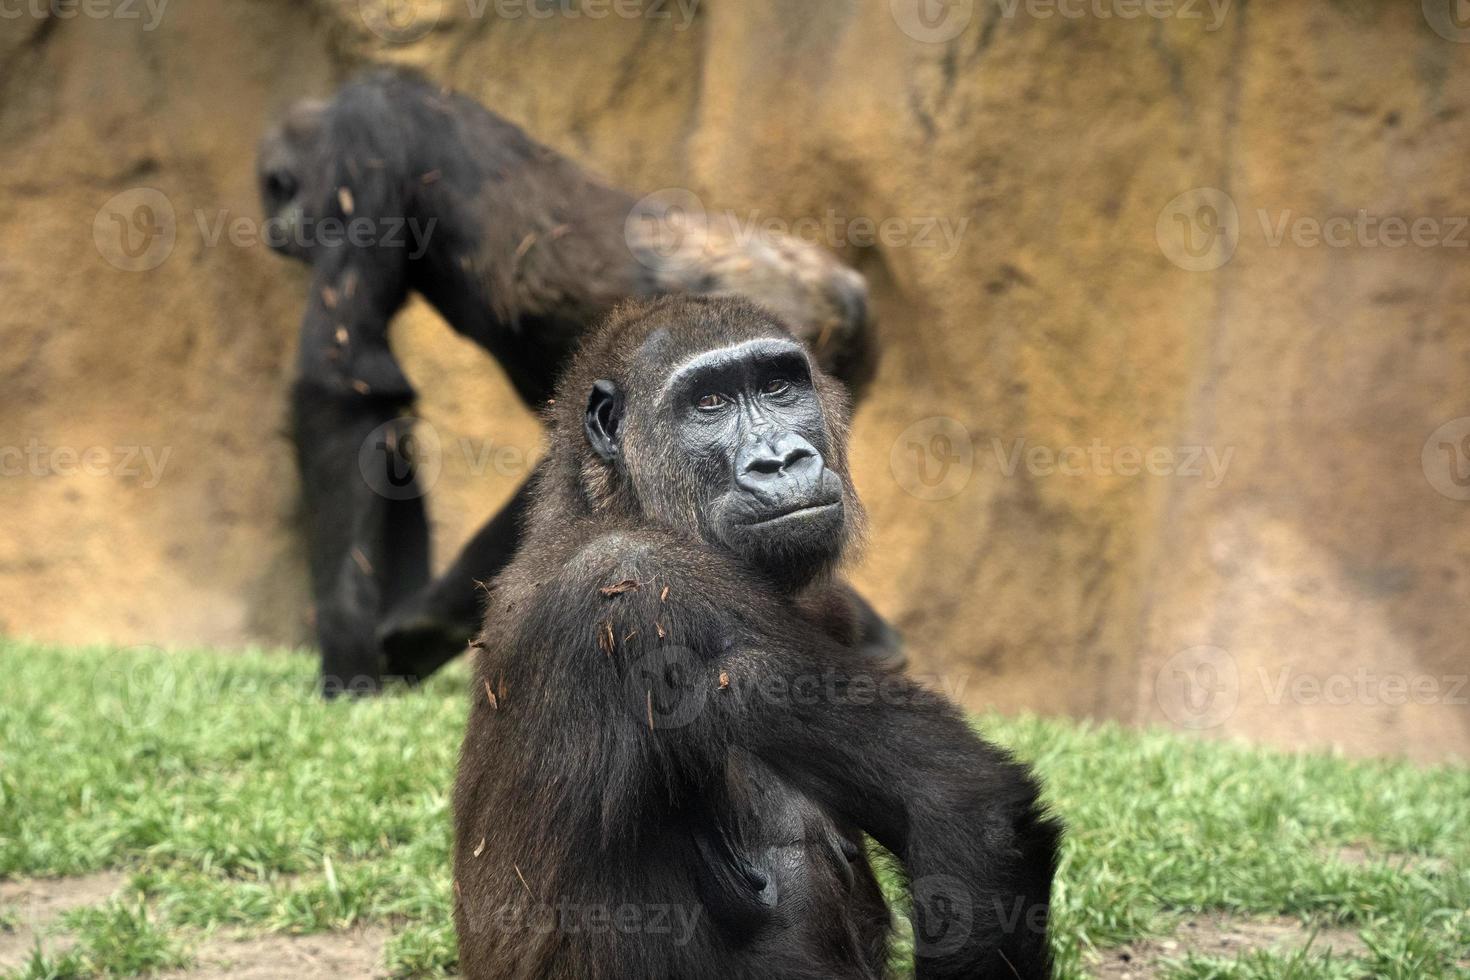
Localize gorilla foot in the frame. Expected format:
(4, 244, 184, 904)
(378, 608, 476, 682)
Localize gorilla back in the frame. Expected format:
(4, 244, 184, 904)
(258, 68, 877, 405)
(454, 297, 1060, 979)
(258, 70, 892, 691)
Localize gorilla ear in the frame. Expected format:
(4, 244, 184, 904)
(584, 380, 624, 463)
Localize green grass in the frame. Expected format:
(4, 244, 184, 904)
(0, 640, 1466, 978)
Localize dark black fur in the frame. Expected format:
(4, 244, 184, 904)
(453, 296, 1060, 979)
(258, 70, 889, 693)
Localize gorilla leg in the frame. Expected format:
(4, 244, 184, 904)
(291, 246, 419, 695)
(293, 382, 427, 695)
(381, 492, 432, 613)
(379, 475, 535, 680)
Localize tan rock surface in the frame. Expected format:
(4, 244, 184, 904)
(1, 1, 1466, 759)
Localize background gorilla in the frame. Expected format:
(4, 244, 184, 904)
(257, 69, 891, 692)
(454, 296, 1060, 980)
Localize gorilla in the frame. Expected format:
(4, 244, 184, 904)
(453, 296, 1061, 979)
(256, 70, 895, 693)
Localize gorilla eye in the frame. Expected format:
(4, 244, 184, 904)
(266, 170, 297, 201)
(696, 393, 728, 412)
(762, 378, 792, 397)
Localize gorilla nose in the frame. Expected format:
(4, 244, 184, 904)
(736, 433, 822, 495)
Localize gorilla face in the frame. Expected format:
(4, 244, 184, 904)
(586, 335, 852, 589)
(255, 99, 326, 261)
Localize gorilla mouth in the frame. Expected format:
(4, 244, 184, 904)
(741, 501, 842, 527)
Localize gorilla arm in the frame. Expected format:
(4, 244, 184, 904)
(457, 530, 1057, 980)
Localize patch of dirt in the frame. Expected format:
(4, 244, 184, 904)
(1090, 913, 1367, 979)
(159, 926, 393, 979)
(1330, 844, 1375, 867)
(1326, 844, 1448, 874)
(0, 872, 129, 972)
(1, 875, 395, 978)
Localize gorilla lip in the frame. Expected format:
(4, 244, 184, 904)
(742, 501, 842, 526)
